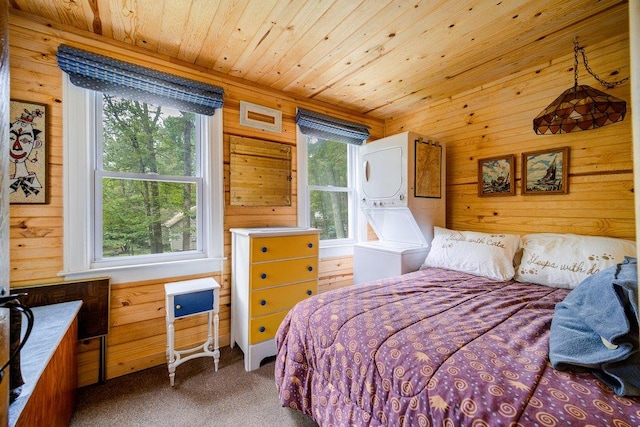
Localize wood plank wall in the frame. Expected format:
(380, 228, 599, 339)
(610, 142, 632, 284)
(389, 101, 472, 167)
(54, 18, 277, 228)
(386, 34, 634, 240)
(7, 10, 383, 386)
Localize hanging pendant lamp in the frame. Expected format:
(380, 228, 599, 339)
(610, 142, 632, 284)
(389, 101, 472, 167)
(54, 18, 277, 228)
(533, 39, 628, 135)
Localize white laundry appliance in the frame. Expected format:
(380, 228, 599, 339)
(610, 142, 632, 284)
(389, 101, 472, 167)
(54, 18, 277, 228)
(354, 131, 445, 284)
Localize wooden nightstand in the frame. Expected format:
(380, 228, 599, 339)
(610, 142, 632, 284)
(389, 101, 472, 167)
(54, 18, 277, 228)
(164, 278, 220, 386)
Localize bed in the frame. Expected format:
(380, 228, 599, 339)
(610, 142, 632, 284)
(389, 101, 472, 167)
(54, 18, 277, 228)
(275, 228, 640, 426)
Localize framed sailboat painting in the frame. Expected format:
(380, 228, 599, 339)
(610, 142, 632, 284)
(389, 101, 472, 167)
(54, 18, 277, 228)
(522, 147, 569, 195)
(478, 154, 515, 197)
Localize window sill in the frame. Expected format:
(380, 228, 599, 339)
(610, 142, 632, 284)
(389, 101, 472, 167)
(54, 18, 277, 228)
(319, 243, 355, 259)
(59, 257, 225, 284)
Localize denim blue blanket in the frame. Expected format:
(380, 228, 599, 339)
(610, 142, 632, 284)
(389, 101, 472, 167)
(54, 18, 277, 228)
(549, 257, 640, 396)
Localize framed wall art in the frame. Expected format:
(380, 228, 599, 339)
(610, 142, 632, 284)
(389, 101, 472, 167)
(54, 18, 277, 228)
(9, 99, 47, 204)
(478, 154, 515, 197)
(414, 139, 442, 198)
(522, 147, 569, 195)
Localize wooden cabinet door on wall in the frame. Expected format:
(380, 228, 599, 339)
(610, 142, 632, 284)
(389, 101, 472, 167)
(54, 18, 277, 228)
(229, 136, 292, 206)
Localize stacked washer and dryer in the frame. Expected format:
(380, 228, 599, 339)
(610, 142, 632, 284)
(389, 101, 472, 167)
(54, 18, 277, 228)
(354, 131, 445, 284)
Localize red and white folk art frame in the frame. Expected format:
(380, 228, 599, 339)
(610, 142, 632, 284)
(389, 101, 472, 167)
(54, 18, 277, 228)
(8, 99, 47, 204)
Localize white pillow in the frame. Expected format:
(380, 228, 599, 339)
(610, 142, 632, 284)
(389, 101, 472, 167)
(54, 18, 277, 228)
(515, 233, 636, 289)
(422, 227, 521, 281)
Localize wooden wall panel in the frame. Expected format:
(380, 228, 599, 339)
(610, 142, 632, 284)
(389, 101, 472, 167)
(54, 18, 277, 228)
(77, 338, 100, 387)
(230, 136, 293, 207)
(8, 10, 382, 385)
(319, 257, 354, 294)
(386, 36, 633, 240)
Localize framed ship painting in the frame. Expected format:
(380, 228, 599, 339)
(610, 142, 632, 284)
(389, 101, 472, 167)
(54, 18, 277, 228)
(9, 99, 47, 204)
(478, 154, 515, 197)
(522, 147, 569, 195)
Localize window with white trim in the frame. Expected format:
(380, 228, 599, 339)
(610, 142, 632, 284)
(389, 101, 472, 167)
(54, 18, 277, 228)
(296, 109, 368, 256)
(306, 135, 359, 239)
(62, 76, 224, 283)
(97, 95, 203, 259)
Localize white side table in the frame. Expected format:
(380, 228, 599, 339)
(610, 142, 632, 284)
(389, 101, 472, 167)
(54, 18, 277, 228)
(164, 277, 220, 386)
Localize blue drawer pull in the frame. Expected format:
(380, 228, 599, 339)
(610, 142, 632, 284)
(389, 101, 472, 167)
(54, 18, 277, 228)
(259, 326, 266, 333)
(306, 290, 312, 296)
(261, 247, 267, 253)
(308, 243, 313, 248)
(261, 273, 267, 279)
(260, 299, 266, 306)
(307, 266, 313, 272)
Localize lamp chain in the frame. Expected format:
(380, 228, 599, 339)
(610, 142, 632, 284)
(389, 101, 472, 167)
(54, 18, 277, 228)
(574, 39, 629, 89)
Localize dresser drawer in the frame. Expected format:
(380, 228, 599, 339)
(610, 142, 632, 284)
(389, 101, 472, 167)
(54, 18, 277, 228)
(250, 257, 318, 290)
(250, 234, 318, 262)
(250, 280, 317, 317)
(249, 311, 288, 344)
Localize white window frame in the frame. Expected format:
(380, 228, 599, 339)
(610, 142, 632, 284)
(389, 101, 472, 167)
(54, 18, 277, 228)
(61, 74, 224, 284)
(296, 127, 366, 258)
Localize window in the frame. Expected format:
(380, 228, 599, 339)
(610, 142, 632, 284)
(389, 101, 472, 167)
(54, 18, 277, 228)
(62, 76, 224, 283)
(296, 109, 369, 256)
(96, 95, 202, 260)
(306, 136, 355, 240)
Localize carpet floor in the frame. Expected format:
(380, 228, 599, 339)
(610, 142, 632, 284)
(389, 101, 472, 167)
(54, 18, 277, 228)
(70, 345, 318, 427)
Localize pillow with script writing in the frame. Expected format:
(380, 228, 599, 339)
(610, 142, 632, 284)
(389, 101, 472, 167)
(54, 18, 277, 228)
(515, 233, 636, 289)
(421, 226, 521, 281)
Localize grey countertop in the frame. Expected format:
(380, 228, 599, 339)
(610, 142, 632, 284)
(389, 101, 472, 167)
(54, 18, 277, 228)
(8, 300, 82, 426)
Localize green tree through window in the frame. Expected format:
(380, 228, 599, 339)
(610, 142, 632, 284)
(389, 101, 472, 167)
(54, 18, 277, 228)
(307, 137, 350, 240)
(100, 95, 200, 258)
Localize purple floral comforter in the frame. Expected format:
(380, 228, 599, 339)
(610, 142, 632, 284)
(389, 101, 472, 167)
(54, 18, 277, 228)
(275, 268, 640, 426)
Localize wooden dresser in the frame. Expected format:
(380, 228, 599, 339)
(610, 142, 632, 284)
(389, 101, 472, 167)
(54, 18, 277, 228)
(230, 228, 320, 371)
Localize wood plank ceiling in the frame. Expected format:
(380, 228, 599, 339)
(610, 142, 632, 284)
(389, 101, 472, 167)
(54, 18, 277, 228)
(9, 0, 629, 120)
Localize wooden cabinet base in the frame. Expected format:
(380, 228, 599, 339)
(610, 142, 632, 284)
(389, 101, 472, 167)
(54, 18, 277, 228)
(0, 308, 9, 426)
(16, 317, 77, 427)
(9, 301, 81, 427)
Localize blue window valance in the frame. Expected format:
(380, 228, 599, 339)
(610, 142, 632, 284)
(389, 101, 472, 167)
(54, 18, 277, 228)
(56, 44, 224, 115)
(295, 108, 369, 145)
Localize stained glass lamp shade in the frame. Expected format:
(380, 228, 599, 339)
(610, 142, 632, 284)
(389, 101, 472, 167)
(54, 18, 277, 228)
(533, 39, 627, 135)
(533, 84, 626, 134)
